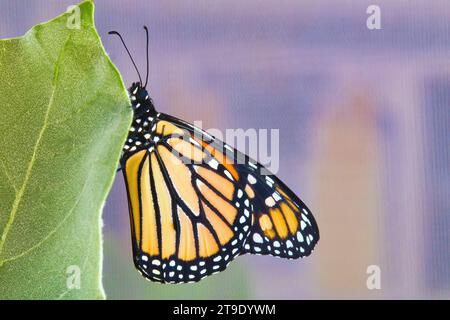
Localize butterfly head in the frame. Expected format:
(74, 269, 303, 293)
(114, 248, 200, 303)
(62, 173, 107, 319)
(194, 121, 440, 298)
(129, 82, 156, 117)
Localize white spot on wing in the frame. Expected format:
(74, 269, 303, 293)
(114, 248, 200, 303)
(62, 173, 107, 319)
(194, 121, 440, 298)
(265, 196, 276, 207)
(301, 221, 307, 230)
(208, 158, 219, 170)
(272, 192, 282, 202)
(303, 214, 312, 226)
(253, 233, 263, 243)
(189, 137, 201, 147)
(224, 170, 233, 181)
(152, 259, 161, 266)
(248, 161, 257, 169)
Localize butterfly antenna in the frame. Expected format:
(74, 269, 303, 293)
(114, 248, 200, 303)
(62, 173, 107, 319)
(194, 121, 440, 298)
(108, 30, 143, 85)
(143, 26, 149, 88)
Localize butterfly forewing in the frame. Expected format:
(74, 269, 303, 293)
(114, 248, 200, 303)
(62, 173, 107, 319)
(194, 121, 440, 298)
(122, 116, 252, 283)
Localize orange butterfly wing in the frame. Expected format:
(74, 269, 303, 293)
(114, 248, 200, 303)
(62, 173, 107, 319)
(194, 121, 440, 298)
(238, 164, 320, 258)
(122, 112, 319, 283)
(122, 116, 252, 283)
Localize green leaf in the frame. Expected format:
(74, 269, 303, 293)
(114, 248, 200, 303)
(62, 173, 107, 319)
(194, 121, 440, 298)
(0, 1, 132, 299)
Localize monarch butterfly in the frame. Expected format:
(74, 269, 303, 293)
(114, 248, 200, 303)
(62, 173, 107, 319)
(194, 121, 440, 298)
(110, 27, 319, 284)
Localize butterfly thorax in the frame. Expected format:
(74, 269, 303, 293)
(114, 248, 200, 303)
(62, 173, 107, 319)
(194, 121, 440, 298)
(122, 83, 158, 161)
(129, 82, 157, 118)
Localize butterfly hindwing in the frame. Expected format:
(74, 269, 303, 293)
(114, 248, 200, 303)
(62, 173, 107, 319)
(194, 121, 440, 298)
(237, 162, 320, 258)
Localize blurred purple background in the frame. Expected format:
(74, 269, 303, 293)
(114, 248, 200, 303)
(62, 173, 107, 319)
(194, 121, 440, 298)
(1, 0, 449, 299)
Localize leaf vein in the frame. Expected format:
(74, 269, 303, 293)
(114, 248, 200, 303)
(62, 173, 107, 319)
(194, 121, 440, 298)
(0, 156, 17, 192)
(0, 34, 71, 262)
(0, 175, 89, 265)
